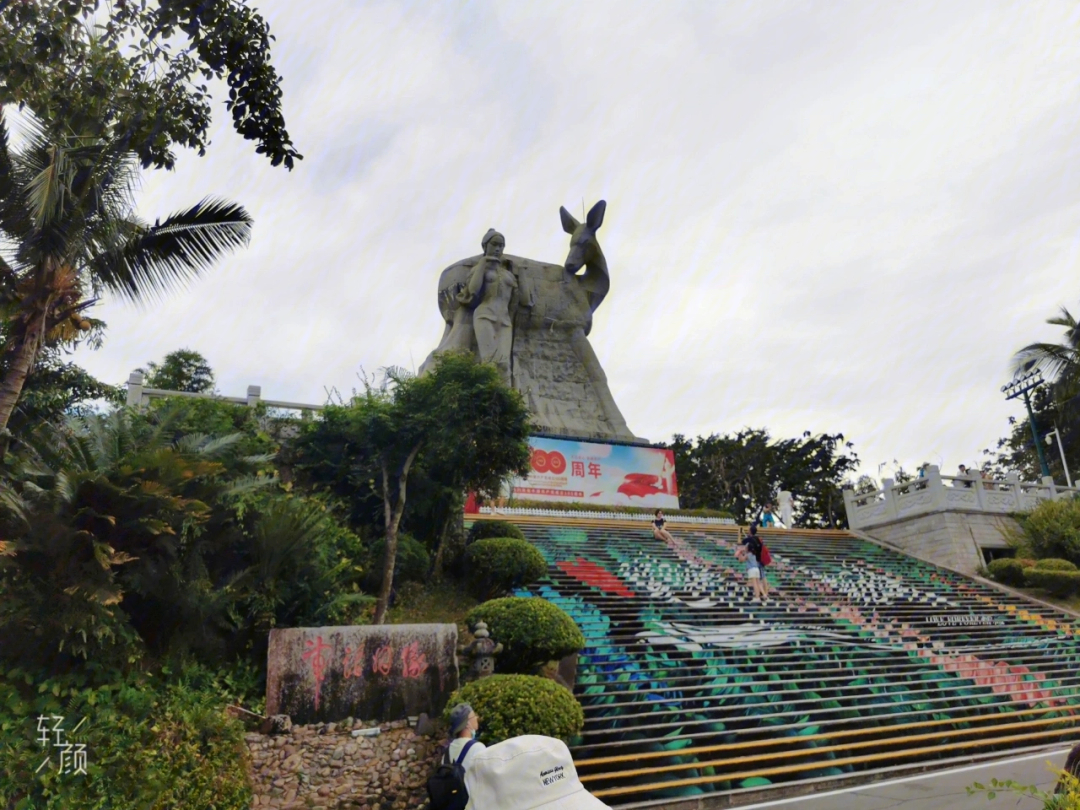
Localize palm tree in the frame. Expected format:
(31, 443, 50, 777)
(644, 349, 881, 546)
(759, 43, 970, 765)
(1011, 305, 1080, 398)
(0, 110, 251, 439)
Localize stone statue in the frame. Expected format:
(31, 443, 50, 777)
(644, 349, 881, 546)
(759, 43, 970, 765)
(455, 229, 523, 384)
(421, 200, 643, 443)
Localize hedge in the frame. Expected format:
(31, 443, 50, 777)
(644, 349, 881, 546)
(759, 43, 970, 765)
(1033, 558, 1078, 572)
(467, 597, 585, 673)
(465, 538, 547, 598)
(986, 558, 1026, 588)
(1024, 568, 1080, 598)
(467, 520, 525, 544)
(443, 674, 583, 745)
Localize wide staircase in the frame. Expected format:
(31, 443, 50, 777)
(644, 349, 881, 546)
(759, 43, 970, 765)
(488, 515, 1080, 807)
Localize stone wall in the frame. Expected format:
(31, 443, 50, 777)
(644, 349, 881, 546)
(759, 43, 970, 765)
(247, 718, 436, 810)
(857, 511, 1020, 575)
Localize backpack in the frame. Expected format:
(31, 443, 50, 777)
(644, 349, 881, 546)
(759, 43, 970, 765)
(427, 740, 476, 810)
(759, 543, 772, 566)
(746, 536, 762, 559)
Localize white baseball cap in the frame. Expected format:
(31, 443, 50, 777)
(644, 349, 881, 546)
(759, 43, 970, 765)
(464, 735, 611, 810)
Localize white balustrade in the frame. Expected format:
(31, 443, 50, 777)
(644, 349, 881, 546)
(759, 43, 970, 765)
(843, 465, 1080, 530)
(473, 506, 736, 524)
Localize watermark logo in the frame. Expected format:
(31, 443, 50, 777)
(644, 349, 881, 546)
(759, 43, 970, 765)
(35, 715, 88, 776)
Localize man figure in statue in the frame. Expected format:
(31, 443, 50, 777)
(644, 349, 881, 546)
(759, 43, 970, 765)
(457, 229, 523, 385)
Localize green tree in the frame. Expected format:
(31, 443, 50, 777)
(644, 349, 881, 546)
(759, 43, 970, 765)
(0, 407, 367, 669)
(992, 302, 1080, 484)
(292, 352, 532, 624)
(0, 111, 251, 442)
(142, 348, 215, 393)
(1, 0, 300, 170)
(670, 428, 859, 527)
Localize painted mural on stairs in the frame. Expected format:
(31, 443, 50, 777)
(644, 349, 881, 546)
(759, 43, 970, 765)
(511, 525, 1080, 803)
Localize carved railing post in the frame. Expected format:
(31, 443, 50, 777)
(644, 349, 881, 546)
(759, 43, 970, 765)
(1042, 476, 1057, 502)
(1005, 472, 1022, 511)
(126, 371, 145, 408)
(926, 465, 946, 513)
(973, 474, 988, 511)
(881, 478, 898, 522)
(842, 487, 859, 529)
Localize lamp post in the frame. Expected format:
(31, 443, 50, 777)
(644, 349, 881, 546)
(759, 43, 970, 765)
(1001, 369, 1051, 478)
(1046, 426, 1072, 488)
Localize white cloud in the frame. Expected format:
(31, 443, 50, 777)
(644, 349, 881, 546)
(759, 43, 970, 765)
(68, 0, 1080, 481)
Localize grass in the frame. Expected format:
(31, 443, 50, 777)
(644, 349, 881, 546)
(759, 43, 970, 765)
(1013, 586, 1080, 615)
(387, 580, 479, 636)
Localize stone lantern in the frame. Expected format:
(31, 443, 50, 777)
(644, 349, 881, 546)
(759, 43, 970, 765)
(459, 621, 503, 680)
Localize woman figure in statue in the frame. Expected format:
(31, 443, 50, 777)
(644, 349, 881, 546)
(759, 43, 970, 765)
(458, 229, 519, 383)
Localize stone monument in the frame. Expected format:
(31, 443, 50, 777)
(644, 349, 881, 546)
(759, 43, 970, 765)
(266, 624, 459, 724)
(421, 200, 642, 443)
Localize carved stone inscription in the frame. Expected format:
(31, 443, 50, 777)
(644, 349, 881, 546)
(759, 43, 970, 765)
(266, 624, 459, 724)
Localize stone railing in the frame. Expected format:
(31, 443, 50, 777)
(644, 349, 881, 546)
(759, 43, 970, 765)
(843, 464, 1080, 530)
(477, 506, 736, 525)
(125, 372, 324, 412)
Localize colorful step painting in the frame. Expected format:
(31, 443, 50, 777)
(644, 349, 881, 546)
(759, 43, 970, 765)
(507, 522, 1080, 804)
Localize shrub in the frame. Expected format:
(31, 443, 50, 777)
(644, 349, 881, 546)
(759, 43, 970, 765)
(986, 558, 1026, 588)
(0, 665, 252, 810)
(467, 597, 585, 673)
(465, 538, 547, 598)
(365, 533, 430, 591)
(444, 674, 583, 745)
(1019, 499, 1080, 565)
(467, 519, 525, 544)
(1034, 558, 1078, 572)
(1023, 568, 1080, 598)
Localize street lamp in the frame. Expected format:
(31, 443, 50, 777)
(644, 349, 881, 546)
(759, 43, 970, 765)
(1046, 426, 1072, 488)
(1001, 369, 1051, 478)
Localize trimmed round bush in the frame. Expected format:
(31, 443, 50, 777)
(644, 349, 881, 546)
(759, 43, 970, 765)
(1024, 568, 1080, 598)
(465, 537, 547, 597)
(467, 597, 585, 673)
(1020, 499, 1080, 566)
(987, 558, 1026, 588)
(444, 674, 583, 745)
(364, 533, 430, 591)
(1034, 558, 1078, 572)
(467, 519, 525, 544)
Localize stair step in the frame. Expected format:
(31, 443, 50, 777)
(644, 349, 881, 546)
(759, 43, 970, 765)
(468, 515, 1080, 805)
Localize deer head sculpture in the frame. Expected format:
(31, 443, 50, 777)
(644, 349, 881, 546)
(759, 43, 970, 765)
(559, 199, 610, 313)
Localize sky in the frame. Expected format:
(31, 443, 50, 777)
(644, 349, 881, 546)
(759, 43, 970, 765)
(65, 0, 1080, 482)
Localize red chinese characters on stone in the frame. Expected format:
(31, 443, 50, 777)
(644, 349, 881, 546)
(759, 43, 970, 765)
(302, 636, 332, 712)
(372, 644, 394, 676)
(342, 643, 366, 679)
(400, 641, 428, 679)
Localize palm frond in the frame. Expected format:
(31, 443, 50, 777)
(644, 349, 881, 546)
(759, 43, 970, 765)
(0, 109, 19, 236)
(1010, 341, 1079, 382)
(221, 474, 278, 498)
(88, 198, 252, 304)
(174, 432, 244, 458)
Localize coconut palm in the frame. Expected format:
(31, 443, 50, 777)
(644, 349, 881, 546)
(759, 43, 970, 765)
(0, 109, 252, 438)
(1011, 305, 1080, 399)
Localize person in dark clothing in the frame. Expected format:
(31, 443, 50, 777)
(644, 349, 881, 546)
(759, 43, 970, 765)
(652, 509, 675, 543)
(737, 524, 768, 599)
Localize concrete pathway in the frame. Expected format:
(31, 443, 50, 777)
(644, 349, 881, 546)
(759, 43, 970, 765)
(734, 748, 1071, 810)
